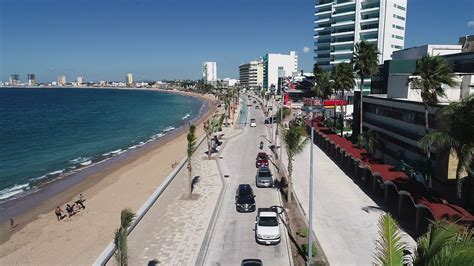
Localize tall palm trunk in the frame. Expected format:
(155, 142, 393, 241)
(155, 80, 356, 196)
(187, 161, 192, 196)
(288, 157, 293, 202)
(359, 75, 364, 135)
(424, 103, 432, 187)
(340, 89, 345, 137)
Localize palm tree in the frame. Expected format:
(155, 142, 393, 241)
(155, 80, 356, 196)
(203, 120, 213, 159)
(187, 124, 197, 197)
(282, 120, 309, 202)
(332, 62, 355, 137)
(313, 69, 333, 102)
(374, 213, 405, 266)
(358, 129, 379, 156)
(419, 96, 474, 198)
(114, 209, 135, 266)
(353, 41, 379, 135)
(410, 55, 458, 185)
(375, 214, 474, 265)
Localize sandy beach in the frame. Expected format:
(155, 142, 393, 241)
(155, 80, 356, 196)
(0, 89, 217, 265)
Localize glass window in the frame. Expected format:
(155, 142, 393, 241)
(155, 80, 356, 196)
(393, 14, 405, 21)
(392, 34, 404, 40)
(392, 24, 404, 30)
(393, 4, 406, 11)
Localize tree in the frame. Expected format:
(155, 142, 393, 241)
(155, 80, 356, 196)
(203, 120, 213, 159)
(419, 96, 474, 198)
(187, 124, 197, 197)
(410, 55, 458, 185)
(114, 209, 135, 266)
(332, 62, 355, 137)
(374, 213, 405, 266)
(358, 129, 379, 155)
(353, 41, 379, 135)
(282, 120, 309, 202)
(313, 69, 333, 101)
(375, 214, 474, 265)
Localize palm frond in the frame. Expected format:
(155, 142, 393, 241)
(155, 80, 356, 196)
(120, 209, 135, 229)
(374, 213, 405, 266)
(414, 220, 458, 265)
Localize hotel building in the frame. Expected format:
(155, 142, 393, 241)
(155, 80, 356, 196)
(126, 73, 133, 87)
(27, 74, 36, 86)
(57, 75, 66, 86)
(263, 51, 298, 91)
(314, 0, 407, 92)
(202, 62, 217, 84)
(239, 60, 263, 90)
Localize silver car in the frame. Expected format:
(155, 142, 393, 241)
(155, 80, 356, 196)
(256, 166, 273, 187)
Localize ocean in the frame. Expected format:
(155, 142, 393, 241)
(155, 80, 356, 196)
(0, 87, 203, 202)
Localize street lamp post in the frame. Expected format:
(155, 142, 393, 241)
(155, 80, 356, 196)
(301, 102, 323, 266)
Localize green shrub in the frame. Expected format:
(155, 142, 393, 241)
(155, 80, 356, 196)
(296, 228, 308, 238)
(301, 242, 317, 257)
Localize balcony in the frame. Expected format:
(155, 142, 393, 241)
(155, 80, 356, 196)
(331, 30, 354, 37)
(330, 58, 352, 64)
(332, 40, 354, 46)
(333, 0, 355, 8)
(360, 7, 380, 14)
(330, 48, 353, 55)
(315, 9, 332, 16)
(315, 17, 331, 23)
(332, 19, 355, 27)
(332, 10, 356, 18)
(359, 27, 378, 34)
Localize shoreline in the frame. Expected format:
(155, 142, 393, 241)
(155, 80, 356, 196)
(0, 90, 217, 262)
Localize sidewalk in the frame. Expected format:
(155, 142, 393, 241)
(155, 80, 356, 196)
(280, 141, 416, 265)
(124, 105, 241, 265)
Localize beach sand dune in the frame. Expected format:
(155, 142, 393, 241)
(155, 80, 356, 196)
(0, 91, 216, 265)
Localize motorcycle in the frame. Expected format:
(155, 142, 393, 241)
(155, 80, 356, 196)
(259, 141, 264, 150)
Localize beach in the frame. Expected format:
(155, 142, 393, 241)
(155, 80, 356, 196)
(0, 89, 217, 265)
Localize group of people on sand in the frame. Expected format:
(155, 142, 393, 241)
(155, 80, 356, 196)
(55, 193, 86, 221)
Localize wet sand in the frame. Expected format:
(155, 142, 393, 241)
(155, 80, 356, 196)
(0, 89, 217, 265)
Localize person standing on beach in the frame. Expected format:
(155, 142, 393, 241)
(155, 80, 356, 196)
(55, 206, 65, 221)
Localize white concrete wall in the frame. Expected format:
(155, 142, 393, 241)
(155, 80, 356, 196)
(379, 0, 407, 62)
(266, 52, 298, 90)
(392, 45, 462, 60)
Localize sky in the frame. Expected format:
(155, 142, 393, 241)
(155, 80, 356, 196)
(1, 0, 473, 83)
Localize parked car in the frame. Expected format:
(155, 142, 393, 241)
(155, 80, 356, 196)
(241, 259, 263, 266)
(255, 166, 273, 187)
(264, 116, 276, 124)
(255, 152, 269, 168)
(268, 106, 273, 111)
(253, 100, 257, 104)
(255, 207, 281, 245)
(235, 184, 256, 212)
(255, 105, 260, 109)
(250, 118, 257, 127)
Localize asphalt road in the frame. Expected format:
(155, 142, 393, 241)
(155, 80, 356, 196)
(203, 95, 292, 266)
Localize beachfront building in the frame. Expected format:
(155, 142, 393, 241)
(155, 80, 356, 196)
(77, 76, 84, 86)
(459, 35, 474, 53)
(239, 60, 264, 90)
(358, 44, 474, 205)
(9, 74, 20, 86)
(27, 74, 36, 86)
(314, 0, 407, 93)
(126, 73, 133, 87)
(263, 51, 298, 92)
(57, 75, 66, 86)
(202, 62, 217, 84)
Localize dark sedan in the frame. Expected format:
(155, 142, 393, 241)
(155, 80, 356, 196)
(235, 184, 256, 212)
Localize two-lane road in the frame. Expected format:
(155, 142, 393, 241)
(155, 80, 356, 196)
(203, 96, 291, 265)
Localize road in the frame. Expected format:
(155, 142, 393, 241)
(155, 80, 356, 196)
(203, 95, 292, 265)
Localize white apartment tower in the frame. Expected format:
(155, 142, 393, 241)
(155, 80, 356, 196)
(202, 62, 217, 83)
(239, 60, 264, 90)
(314, 0, 407, 70)
(263, 51, 298, 90)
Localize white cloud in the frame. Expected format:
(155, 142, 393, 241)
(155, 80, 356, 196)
(468, 21, 474, 28)
(303, 46, 310, 53)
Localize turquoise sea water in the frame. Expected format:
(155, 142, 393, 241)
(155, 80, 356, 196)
(0, 88, 203, 201)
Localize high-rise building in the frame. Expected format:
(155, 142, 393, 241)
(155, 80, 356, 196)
(77, 76, 84, 85)
(314, 0, 407, 72)
(57, 75, 66, 86)
(126, 73, 133, 87)
(239, 60, 264, 90)
(27, 74, 36, 86)
(263, 51, 298, 90)
(202, 62, 217, 83)
(9, 74, 20, 86)
(459, 35, 474, 53)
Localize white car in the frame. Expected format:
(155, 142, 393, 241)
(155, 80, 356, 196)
(250, 118, 257, 127)
(255, 208, 281, 245)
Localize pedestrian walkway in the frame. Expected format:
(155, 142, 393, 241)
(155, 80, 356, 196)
(280, 141, 416, 265)
(125, 105, 242, 265)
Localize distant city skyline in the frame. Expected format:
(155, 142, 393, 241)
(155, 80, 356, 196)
(1, 0, 473, 82)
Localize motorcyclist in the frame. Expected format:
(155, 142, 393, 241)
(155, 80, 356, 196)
(259, 141, 264, 150)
